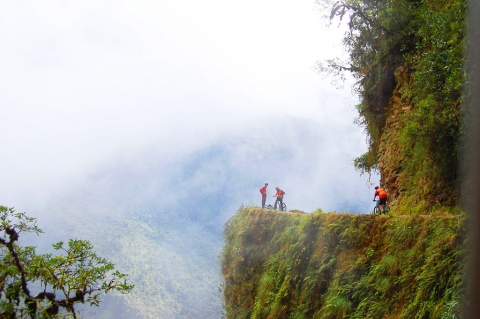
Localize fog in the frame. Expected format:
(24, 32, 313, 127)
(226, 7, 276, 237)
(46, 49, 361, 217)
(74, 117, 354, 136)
(1, 1, 379, 318)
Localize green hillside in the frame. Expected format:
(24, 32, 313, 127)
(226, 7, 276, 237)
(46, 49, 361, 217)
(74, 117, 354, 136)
(222, 207, 466, 318)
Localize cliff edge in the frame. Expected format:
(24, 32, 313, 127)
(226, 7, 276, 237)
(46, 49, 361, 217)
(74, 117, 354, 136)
(222, 207, 466, 318)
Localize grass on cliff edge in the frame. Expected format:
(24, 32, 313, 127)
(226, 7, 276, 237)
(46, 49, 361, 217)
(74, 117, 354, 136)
(221, 206, 467, 319)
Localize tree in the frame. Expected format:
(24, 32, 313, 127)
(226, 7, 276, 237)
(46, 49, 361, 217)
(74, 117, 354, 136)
(0, 206, 134, 318)
(316, 0, 416, 174)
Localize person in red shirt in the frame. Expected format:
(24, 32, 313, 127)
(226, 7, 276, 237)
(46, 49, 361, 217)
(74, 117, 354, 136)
(273, 187, 285, 211)
(259, 183, 268, 208)
(373, 186, 388, 213)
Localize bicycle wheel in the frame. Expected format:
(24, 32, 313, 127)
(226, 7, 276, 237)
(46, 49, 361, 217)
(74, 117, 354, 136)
(373, 206, 380, 214)
(282, 203, 287, 212)
(384, 205, 391, 214)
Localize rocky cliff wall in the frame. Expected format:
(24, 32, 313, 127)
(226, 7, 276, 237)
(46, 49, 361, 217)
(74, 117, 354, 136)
(222, 207, 466, 318)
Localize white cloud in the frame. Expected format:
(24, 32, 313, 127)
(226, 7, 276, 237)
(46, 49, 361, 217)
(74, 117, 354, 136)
(0, 2, 382, 317)
(0, 0, 361, 212)
(0, 0, 382, 221)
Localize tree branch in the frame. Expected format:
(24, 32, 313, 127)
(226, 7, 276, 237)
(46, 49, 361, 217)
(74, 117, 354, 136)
(3, 227, 31, 298)
(338, 2, 391, 35)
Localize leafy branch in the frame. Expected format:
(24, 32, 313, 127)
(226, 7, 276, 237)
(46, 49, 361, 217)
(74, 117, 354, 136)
(0, 206, 134, 318)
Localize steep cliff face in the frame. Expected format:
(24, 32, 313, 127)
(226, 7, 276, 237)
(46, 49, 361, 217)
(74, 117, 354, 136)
(222, 207, 466, 319)
(377, 60, 461, 210)
(377, 66, 411, 203)
(331, 0, 466, 211)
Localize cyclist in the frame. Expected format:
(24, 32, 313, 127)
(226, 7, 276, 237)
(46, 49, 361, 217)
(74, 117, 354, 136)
(259, 183, 268, 208)
(373, 186, 388, 213)
(273, 187, 285, 210)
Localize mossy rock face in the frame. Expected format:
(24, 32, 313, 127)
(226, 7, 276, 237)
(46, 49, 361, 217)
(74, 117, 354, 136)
(345, 0, 466, 211)
(222, 208, 466, 319)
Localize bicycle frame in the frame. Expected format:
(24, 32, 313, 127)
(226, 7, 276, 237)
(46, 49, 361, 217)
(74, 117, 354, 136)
(373, 199, 390, 214)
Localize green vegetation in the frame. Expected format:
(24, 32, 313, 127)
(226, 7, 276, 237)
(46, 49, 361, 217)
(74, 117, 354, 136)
(0, 206, 134, 318)
(222, 207, 466, 318)
(222, 1, 469, 317)
(317, 0, 466, 209)
(54, 201, 223, 319)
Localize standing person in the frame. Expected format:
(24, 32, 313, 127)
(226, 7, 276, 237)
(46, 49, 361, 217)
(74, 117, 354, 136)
(373, 186, 388, 213)
(259, 183, 268, 208)
(273, 187, 285, 211)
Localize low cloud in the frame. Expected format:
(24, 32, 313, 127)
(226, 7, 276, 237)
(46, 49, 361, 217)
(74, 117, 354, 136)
(1, 1, 379, 317)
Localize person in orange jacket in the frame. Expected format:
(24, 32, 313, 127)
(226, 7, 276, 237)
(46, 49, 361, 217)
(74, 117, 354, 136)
(373, 186, 388, 213)
(259, 183, 268, 208)
(273, 187, 285, 210)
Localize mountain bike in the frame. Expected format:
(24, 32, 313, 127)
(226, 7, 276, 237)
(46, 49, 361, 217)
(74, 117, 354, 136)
(264, 203, 287, 212)
(372, 199, 390, 215)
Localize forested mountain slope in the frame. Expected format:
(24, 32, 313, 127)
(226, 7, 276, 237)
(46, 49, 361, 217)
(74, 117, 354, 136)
(222, 207, 466, 318)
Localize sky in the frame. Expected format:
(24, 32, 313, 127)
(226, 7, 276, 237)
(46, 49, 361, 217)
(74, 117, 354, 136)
(0, 1, 379, 317)
(0, 0, 378, 212)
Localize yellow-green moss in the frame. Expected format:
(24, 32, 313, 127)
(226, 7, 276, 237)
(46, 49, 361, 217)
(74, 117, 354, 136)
(222, 207, 466, 319)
